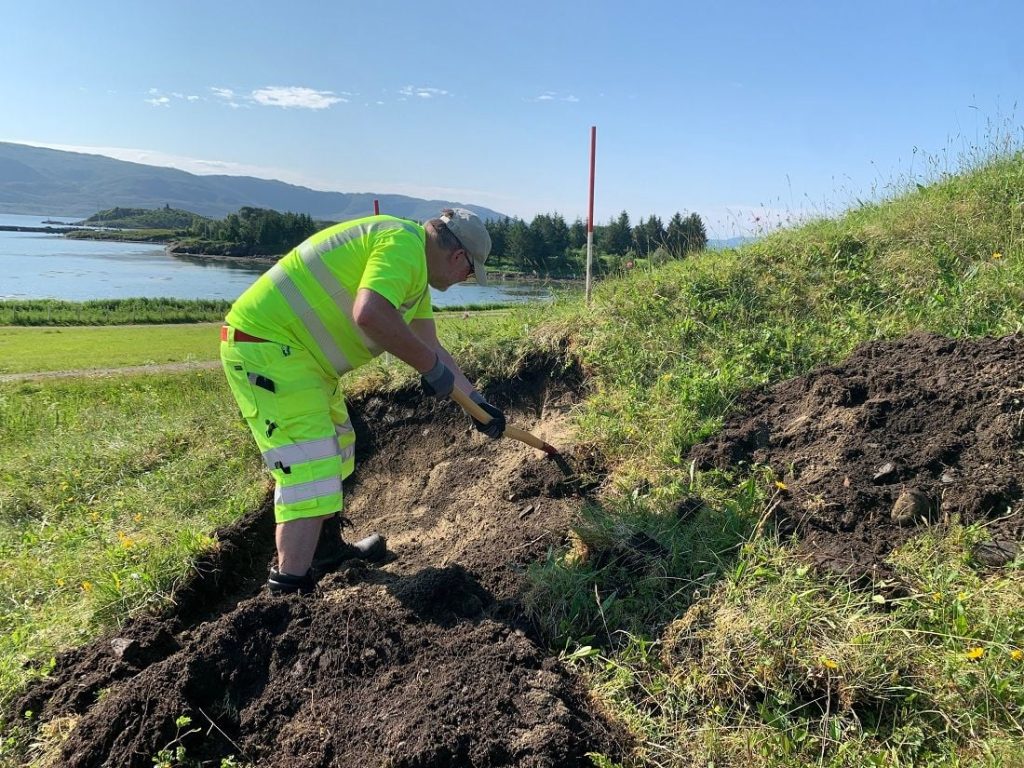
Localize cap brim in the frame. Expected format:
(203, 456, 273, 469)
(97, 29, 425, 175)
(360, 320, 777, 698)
(473, 259, 488, 286)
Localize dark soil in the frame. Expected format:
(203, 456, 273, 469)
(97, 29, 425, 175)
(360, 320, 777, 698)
(12, 364, 627, 767)
(690, 332, 1024, 587)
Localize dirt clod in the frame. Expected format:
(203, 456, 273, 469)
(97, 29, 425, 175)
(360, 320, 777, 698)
(690, 332, 1024, 584)
(891, 488, 933, 526)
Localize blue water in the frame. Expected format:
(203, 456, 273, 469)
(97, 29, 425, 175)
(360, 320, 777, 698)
(0, 213, 551, 305)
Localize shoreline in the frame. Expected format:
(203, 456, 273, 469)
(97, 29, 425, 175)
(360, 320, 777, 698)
(1, 225, 581, 283)
(166, 247, 582, 283)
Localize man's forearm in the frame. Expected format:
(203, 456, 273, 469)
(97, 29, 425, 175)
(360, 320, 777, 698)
(435, 345, 474, 394)
(353, 289, 436, 373)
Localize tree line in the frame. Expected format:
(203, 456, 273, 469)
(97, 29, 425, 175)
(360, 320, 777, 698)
(485, 210, 707, 277)
(181, 207, 320, 256)
(169, 205, 708, 272)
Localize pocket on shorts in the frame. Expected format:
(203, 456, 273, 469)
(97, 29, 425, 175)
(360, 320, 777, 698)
(221, 347, 261, 418)
(271, 386, 333, 443)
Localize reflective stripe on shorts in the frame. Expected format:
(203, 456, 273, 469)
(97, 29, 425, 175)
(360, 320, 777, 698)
(262, 436, 340, 470)
(275, 476, 343, 506)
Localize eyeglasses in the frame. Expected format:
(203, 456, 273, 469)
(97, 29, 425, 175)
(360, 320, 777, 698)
(462, 248, 475, 273)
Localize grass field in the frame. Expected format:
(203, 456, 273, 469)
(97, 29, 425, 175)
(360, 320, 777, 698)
(3, 149, 1024, 766)
(0, 309, 517, 375)
(0, 323, 222, 373)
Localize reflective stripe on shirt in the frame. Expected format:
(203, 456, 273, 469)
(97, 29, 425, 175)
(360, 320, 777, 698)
(271, 219, 422, 375)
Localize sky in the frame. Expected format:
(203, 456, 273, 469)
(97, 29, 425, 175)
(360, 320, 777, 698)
(2, 0, 1022, 237)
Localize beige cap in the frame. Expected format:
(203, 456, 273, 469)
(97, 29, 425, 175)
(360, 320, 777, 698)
(440, 207, 492, 284)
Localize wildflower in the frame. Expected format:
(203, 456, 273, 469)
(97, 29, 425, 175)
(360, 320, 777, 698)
(932, 592, 942, 602)
(775, 481, 788, 491)
(56, 578, 65, 587)
(965, 647, 985, 660)
(1011, 649, 1023, 662)
(81, 581, 93, 592)
(993, 252, 1003, 260)
(133, 513, 143, 523)
(821, 657, 839, 670)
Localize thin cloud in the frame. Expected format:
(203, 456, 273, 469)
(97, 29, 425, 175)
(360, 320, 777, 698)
(530, 91, 579, 103)
(251, 86, 345, 109)
(398, 85, 450, 100)
(145, 96, 170, 107)
(210, 86, 243, 108)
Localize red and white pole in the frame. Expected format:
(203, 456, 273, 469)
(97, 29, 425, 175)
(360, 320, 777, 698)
(585, 126, 597, 304)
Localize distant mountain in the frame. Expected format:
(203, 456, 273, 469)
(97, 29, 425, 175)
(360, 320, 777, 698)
(708, 236, 758, 250)
(0, 142, 506, 222)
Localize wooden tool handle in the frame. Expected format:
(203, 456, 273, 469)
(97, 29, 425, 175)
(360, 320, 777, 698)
(450, 388, 556, 453)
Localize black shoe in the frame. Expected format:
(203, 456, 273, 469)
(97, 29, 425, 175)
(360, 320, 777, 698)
(313, 515, 387, 571)
(267, 566, 315, 595)
(312, 532, 388, 571)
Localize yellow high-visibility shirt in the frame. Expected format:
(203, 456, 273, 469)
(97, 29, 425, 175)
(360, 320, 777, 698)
(226, 215, 433, 377)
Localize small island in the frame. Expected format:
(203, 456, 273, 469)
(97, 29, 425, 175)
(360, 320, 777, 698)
(62, 205, 324, 259)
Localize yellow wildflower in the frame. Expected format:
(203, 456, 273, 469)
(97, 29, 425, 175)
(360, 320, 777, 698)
(965, 647, 985, 660)
(775, 481, 788, 490)
(81, 581, 93, 592)
(821, 657, 839, 670)
(1011, 649, 1023, 662)
(993, 252, 1003, 260)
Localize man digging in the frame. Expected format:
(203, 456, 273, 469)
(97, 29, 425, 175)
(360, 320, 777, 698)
(219, 209, 506, 594)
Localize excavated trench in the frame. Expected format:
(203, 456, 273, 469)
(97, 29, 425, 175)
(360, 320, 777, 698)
(13, 360, 626, 768)
(12, 332, 1024, 766)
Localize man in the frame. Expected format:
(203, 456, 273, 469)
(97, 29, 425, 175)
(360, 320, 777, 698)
(220, 208, 507, 594)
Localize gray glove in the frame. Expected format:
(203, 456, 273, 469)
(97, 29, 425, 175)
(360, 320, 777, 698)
(420, 356, 455, 399)
(470, 391, 506, 439)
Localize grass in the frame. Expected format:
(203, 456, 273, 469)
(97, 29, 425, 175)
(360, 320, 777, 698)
(0, 323, 222, 373)
(0, 298, 232, 326)
(519, 149, 1024, 766)
(0, 370, 266, 710)
(0, 310, 520, 376)
(2, 147, 1024, 766)
(0, 306, 523, 725)
(0, 298, 521, 327)
(65, 228, 180, 243)
(564, 526, 1024, 767)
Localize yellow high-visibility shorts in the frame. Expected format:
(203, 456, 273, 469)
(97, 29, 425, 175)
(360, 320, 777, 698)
(220, 327, 355, 523)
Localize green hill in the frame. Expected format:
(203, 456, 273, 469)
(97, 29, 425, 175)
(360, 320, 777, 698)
(79, 205, 206, 229)
(0, 141, 506, 221)
(518, 150, 1023, 767)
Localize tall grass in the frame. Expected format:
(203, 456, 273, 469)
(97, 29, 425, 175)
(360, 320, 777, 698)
(0, 298, 232, 326)
(524, 151, 1024, 765)
(0, 371, 266, 709)
(0, 298, 523, 327)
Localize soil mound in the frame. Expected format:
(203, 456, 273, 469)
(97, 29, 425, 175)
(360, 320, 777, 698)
(690, 332, 1024, 585)
(13, 369, 626, 767)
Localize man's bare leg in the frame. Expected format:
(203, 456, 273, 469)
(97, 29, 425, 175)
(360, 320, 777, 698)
(276, 513, 332, 576)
